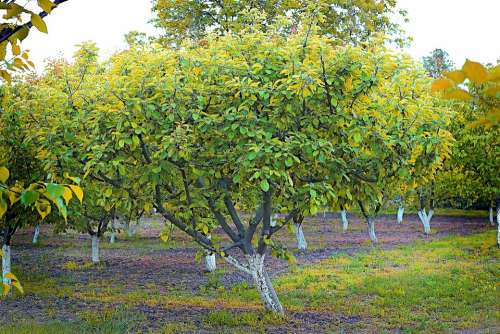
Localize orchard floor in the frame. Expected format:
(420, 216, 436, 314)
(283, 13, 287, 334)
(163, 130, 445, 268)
(0, 213, 499, 334)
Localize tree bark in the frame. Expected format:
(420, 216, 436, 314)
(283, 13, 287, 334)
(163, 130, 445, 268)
(32, 225, 41, 244)
(91, 235, 100, 264)
(397, 206, 404, 224)
(247, 254, 284, 314)
(489, 207, 494, 225)
(418, 209, 432, 234)
(367, 218, 377, 243)
(204, 234, 216, 272)
(2, 244, 11, 287)
(205, 254, 216, 272)
(341, 210, 348, 232)
(294, 223, 307, 251)
(496, 195, 500, 248)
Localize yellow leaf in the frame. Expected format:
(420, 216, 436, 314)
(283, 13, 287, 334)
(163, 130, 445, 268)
(38, 0, 54, 13)
(0, 70, 11, 82)
(431, 79, 454, 92)
(484, 85, 500, 97)
(13, 58, 25, 69)
(12, 280, 24, 294)
(31, 14, 48, 33)
(11, 43, 20, 56)
(3, 3, 24, 19)
(462, 59, 488, 84)
(69, 185, 84, 203)
(3, 283, 11, 296)
(5, 272, 19, 281)
(0, 167, 9, 183)
(62, 186, 73, 205)
(8, 187, 20, 206)
(0, 199, 5, 220)
(35, 199, 51, 220)
(443, 70, 465, 84)
(487, 65, 500, 82)
(442, 89, 472, 101)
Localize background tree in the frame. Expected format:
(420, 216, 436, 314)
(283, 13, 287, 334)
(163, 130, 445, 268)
(433, 59, 500, 245)
(151, 0, 407, 46)
(422, 48, 454, 79)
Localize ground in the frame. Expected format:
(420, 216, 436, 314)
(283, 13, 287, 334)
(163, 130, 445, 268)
(0, 212, 498, 333)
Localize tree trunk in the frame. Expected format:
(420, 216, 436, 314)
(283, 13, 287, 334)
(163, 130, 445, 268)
(91, 235, 100, 264)
(294, 223, 307, 251)
(418, 209, 432, 234)
(109, 219, 116, 243)
(489, 207, 494, 225)
(2, 244, 11, 287)
(367, 218, 377, 243)
(32, 225, 41, 244)
(126, 220, 136, 238)
(247, 254, 284, 314)
(397, 206, 404, 224)
(204, 234, 216, 272)
(497, 205, 500, 248)
(205, 254, 216, 272)
(341, 210, 348, 232)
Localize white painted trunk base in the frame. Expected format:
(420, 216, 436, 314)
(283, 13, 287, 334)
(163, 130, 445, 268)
(418, 209, 433, 234)
(489, 207, 494, 225)
(341, 210, 348, 232)
(247, 254, 284, 314)
(294, 224, 307, 251)
(109, 219, 116, 243)
(397, 207, 404, 224)
(91, 236, 100, 263)
(33, 225, 41, 244)
(2, 244, 11, 286)
(205, 254, 217, 272)
(497, 207, 500, 248)
(367, 219, 377, 243)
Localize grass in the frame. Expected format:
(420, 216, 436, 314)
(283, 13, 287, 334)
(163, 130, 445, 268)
(2, 230, 498, 333)
(0, 306, 144, 334)
(272, 231, 499, 332)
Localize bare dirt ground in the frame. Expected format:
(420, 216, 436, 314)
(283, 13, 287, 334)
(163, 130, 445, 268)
(0, 213, 495, 333)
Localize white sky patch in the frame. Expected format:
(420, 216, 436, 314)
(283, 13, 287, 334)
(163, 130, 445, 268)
(397, 0, 500, 66)
(23, 0, 158, 71)
(21, 0, 500, 72)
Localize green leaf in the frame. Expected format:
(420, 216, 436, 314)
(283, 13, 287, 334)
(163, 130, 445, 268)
(20, 191, 39, 206)
(285, 157, 293, 167)
(46, 183, 65, 199)
(260, 179, 270, 192)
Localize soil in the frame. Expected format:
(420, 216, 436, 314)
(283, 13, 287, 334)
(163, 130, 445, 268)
(0, 212, 494, 333)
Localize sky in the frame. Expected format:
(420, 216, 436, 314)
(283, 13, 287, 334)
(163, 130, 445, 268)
(23, 0, 500, 71)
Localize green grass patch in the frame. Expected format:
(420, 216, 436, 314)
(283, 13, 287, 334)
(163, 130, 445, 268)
(0, 306, 144, 334)
(271, 231, 499, 332)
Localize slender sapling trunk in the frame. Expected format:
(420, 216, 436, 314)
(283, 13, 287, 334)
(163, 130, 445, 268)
(341, 209, 348, 232)
(294, 223, 307, 251)
(397, 206, 404, 224)
(2, 244, 11, 287)
(204, 235, 216, 272)
(32, 225, 40, 244)
(91, 235, 100, 264)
